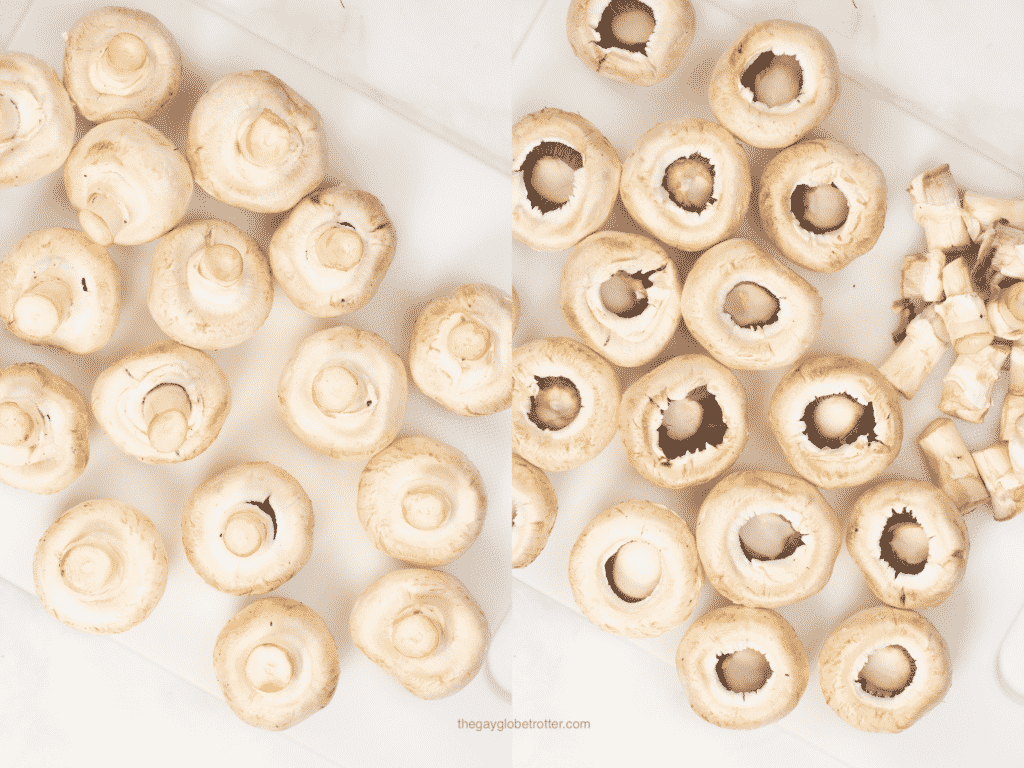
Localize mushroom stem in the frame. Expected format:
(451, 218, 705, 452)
(59, 538, 122, 596)
(963, 190, 1024, 234)
(723, 282, 778, 327)
(973, 443, 1024, 522)
(244, 108, 292, 167)
(610, 540, 661, 600)
(918, 417, 990, 514)
(859, 645, 914, 696)
(939, 344, 1008, 424)
(879, 307, 948, 400)
(0, 94, 20, 142)
(401, 488, 450, 531)
(908, 164, 971, 252)
(813, 394, 865, 440)
(315, 226, 363, 271)
(102, 32, 149, 76)
(142, 382, 192, 453)
(245, 643, 294, 693)
(611, 7, 655, 46)
(801, 184, 849, 231)
(719, 648, 770, 693)
(12, 278, 73, 340)
(900, 250, 945, 302)
(753, 54, 801, 107)
(79, 192, 125, 247)
(530, 155, 576, 204)
(223, 508, 268, 557)
(0, 401, 36, 446)
(392, 610, 441, 659)
(662, 397, 702, 441)
(888, 522, 928, 565)
(989, 222, 1024, 279)
(311, 364, 361, 415)
(664, 156, 713, 210)
(447, 318, 491, 361)
(198, 243, 244, 287)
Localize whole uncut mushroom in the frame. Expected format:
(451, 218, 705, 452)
(512, 453, 558, 569)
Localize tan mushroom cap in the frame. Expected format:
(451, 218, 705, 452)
(214, 597, 339, 730)
(512, 453, 558, 569)
(560, 230, 681, 368)
(33, 498, 167, 633)
(513, 108, 621, 252)
(147, 219, 273, 350)
(91, 340, 231, 464)
(709, 19, 840, 149)
(620, 118, 751, 252)
(409, 284, 515, 416)
(681, 238, 822, 370)
(818, 605, 951, 733)
(187, 70, 327, 213)
(696, 470, 841, 608)
(182, 462, 314, 596)
(618, 354, 747, 489)
(63, 6, 182, 123)
(676, 605, 809, 729)
(0, 227, 120, 354)
(0, 52, 75, 189)
(63, 118, 193, 247)
(357, 436, 486, 567)
(759, 138, 887, 272)
(277, 325, 407, 460)
(566, 0, 696, 86)
(0, 362, 89, 495)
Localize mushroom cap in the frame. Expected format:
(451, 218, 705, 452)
(349, 568, 488, 700)
(182, 462, 314, 595)
(513, 107, 621, 252)
(63, 117, 193, 246)
(847, 479, 969, 609)
(511, 337, 622, 472)
(213, 596, 339, 730)
(0, 52, 75, 189)
(681, 237, 822, 370)
(147, 219, 274, 350)
(187, 70, 327, 213)
(569, 499, 703, 638)
(512, 453, 558, 569)
(566, 0, 696, 86)
(357, 436, 486, 567)
(0, 227, 120, 354)
(33, 498, 167, 633)
(769, 355, 903, 489)
(0, 362, 89, 495)
(618, 354, 747, 489)
(91, 339, 231, 463)
(818, 605, 951, 733)
(560, 230, 681, 368)
(709, 19, 840, 149)
(63, 6, 182, 123)
(277, 325, 408, 460)
(620, 118, 751, 252)
(676, 604, 809, 729)
(696, 470, 841, 608)
(759, 138, 887, 272)
(409, 283, 516, 416)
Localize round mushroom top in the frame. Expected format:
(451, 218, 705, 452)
(214, 596, 339, 730)
(147, 219, 273, 350)
(0, 362, 89, 495)
(512, 453, 558, 569)
(349, 568, 488, 700)
(63, 6, 182, 123)
(0, 52, 75, 189)
(409, 283, 516, 416)
(91, 340, 231, 464)
(277, 325, 408, 460)
(63, 117, 193, 246)
(187, 70, 327, 213)
(0, 227, 120, 354)
(33, 498, 168, 633)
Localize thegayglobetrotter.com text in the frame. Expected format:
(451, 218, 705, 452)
(456, 718, 590, 732)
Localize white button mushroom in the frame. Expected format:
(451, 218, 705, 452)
(512, 453, 559, 569)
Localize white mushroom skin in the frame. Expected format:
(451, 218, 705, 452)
(512, 453, 558, 568)
(917, 417, 989, 515)
(907, 164, 972, 252)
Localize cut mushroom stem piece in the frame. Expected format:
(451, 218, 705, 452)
(315, 225, 363, 271)
(973, 443, 1024, 522)
(801, 184, 849, 232)
(447, 318, 491, 361)
(0, 401, 35, 446)
(0, 94, 19, 142)
(859, 645, 915, 697)
(245, 643, 294, 693)
(718, 648, 771, 693)
(918, 417, 989, 514)
(753, 54, 802, 107)
(197, 243, 244, 287)
(723, 282, 779, 328)
(142, 383, 192, 453)
(311, 364, 361, 415)
(244, 108, 292, 167)
(103, 32, 148, 77)
(608, 540, 662, 601)
(12, 279, 73, 339)
(963, 191, 1024, 233)
(908, 164, 971, 252)
(879, 307, 949, 400)
(79, 192, 126, 247)
(392, 610, 441, 658)
(664, 155, 714, 211)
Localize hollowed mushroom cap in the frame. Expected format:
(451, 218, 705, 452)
(187, 70, 327, 213)
(0, 52, 75, 189)
(696, 470, 841, 608)
(512, 453, 558, 569)
(676, 604, 808, 729)
(759, 138, 887, 272)
(620, 118, 751, 252)
(681, 237, 822, 370)
(349, 568, 488, 700)
(63, 6, 181, 123)
(618, 354, 747, 489)
(91, 340, 231, 464)
(147, 219, 273, 350)
(513, 108, 621, 252)
(357, 436, 486, 567)
(818, 605, 951, 733)
(560, 230, 681, 367)
(63, 117, 193, 246)
(0, 227, 120, 354)
(182, 462, 314, 595)
(709, 19, 840, 149)
(847, 480, 968, 609)
(213, 596, 339, 730)
(409, 283, 516, 416)
(277, 325, 407, 460)
(566, 0, 696, 86)
(569, 499, 703, 638)
(33, 498, 167, 633)
(512, 337, 622, 472)
(0, 362, 89, 495)
(769, 355, 903, 489)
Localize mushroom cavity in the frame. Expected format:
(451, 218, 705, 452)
(597, 0, 656, 51)
(738, 513, 803, 561)
(717, 649, 772, 694)
(858, 645, 916, 698)
(663, 153, 715, 211)
(793, 183, 849, 233)
(524, 142, 581, 210)
(803, 392, 873, 447)
(723, 282, 779, 328)
(529, 376, 582, 430)
(606, 540, 662, 601)
(657, 387, 726, 461)
(743, 52, 802, 108)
